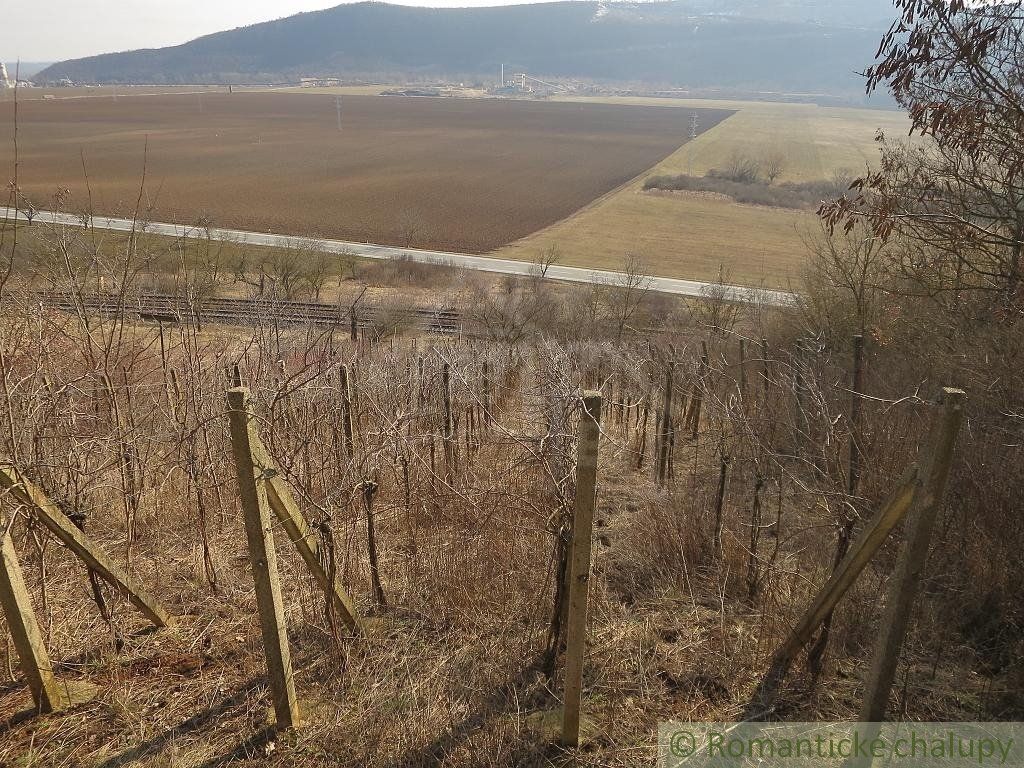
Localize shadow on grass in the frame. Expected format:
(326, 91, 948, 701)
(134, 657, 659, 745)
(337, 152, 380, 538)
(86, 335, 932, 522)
(196, 726, 277, 768)
(0, 704, 46, 735)
(386, 659, 548, 768)
(97, 677, 267, 768)
(0, 693, 96, 738)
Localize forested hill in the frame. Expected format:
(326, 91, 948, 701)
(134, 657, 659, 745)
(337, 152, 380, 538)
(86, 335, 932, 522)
(36, 0, 894, 96)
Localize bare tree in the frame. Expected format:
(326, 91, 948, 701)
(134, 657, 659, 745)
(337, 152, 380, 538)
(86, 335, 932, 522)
(606, 254, 653, 342)
(302, 243, 331, 302)
(799, 221, 888, 343)
(466, 274, 555, 346)
(690, 266, 745, 338)
(337, 248, 359, 282)
(532, 243, 562, 278)
(722, 151, 763, 184)
(396, 210, 427, 249)
(263, 247, 304, 300)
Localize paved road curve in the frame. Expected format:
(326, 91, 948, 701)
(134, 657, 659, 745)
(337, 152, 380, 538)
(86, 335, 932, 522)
(2, 208, 796, 306)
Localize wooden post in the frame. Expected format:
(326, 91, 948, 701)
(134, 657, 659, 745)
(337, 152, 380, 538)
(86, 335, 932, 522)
(227, 387, 300, 730)
(760, 337, 770, 404)
(362, 481, 387, 609)
(442, 361, 455, 475)
(746, 465, 920, 715)
(561, 392, 602, 748)
(859, 388, 965, 722)
(221, 389, 363, 633)
(848, 334, 866, 497)
(417, 356, 425, 408)
(712, 452, 731, 555)
(339, 364, 355, 457)
(652, 407, 662, 477)
(635, 388, 650, 470)
(794, 362, 809, 447)
(806, 333, 867, 678)
(0, 462, 171, 628)
(746, 473, 765, 600)
(656, 363, 674, 487)
(0, 528, 63, 712)
(747, 389, 964, 717)
(689, 347, 709, 440)
(481, 361, 491, 427)
(738, 338, 748, 395)
(265, 475, 363, 633)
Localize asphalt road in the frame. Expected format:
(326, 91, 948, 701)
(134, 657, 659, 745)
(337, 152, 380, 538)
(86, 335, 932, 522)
(1, 207, 796, 306)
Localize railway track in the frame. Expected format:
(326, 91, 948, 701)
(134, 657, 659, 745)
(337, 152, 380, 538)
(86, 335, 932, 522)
(34, 291, 463, 335)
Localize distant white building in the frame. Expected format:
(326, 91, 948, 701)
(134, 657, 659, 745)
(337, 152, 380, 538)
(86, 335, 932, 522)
(300, 76, 342, 87)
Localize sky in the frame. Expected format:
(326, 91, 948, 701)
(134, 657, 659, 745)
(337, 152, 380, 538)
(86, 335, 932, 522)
(4, 0, 533, 62)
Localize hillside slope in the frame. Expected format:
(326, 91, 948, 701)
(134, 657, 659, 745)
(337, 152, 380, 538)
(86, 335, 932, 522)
(36, 0, 891, 95)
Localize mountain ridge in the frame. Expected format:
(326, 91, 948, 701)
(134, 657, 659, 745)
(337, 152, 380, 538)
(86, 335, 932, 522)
(36, 0, 894, 97)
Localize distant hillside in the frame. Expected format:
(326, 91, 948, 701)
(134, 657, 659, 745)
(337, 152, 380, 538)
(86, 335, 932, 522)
(680, 0, 894, 26)
(36, 0, 893, 97)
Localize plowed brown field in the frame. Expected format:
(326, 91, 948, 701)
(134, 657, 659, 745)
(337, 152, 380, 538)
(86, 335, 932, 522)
(1, 92, 731, 252)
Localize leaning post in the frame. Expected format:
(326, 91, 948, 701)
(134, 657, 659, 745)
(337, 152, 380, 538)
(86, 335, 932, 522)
(858, 387, 966, 723)
(0, 526, 64, 712)
(561, 391, 602, 747)
(227, 386, 300, 730)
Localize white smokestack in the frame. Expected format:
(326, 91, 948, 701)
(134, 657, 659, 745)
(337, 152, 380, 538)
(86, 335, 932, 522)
(0, 63, 11, 89)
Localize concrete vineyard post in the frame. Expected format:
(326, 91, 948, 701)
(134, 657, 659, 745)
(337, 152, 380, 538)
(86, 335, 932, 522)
(747, 388, 964, 716)
(0, 529, 63, 712)
(225, 389, 363, 632)
(227, 387, 300, 730)
(561, 392, 602, 747)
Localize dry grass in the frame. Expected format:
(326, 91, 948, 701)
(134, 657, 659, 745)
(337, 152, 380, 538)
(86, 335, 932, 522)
(0, 233, 1010, 766)
(494, 97, 909, 287)
(558, 98, 911, 183)
(496, 184, 815, 288)
(0, 101, 1018, 765)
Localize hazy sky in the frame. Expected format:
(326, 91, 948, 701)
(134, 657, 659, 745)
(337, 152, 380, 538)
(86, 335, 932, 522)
(6, 1, 530, 62)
